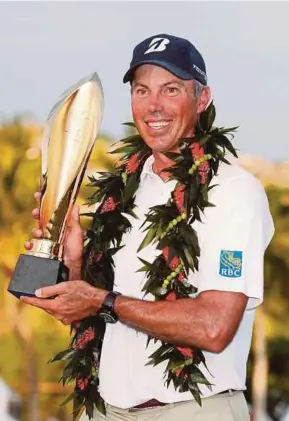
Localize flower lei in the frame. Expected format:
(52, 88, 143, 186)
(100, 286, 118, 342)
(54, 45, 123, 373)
(50, 102, 238, 420)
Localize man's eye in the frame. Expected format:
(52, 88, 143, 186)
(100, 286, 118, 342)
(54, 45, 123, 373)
(136, 88, 148, 97)
(164, 86, 179, 96)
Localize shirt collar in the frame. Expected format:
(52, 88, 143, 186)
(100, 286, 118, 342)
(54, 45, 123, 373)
(140, 155, 178, 192)
(141, 154, 162, 184)
(140, 151, 238, 183)
(142, 154, 155, 177)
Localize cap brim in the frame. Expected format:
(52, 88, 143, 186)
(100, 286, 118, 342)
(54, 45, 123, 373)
(123, 60, 195, 83)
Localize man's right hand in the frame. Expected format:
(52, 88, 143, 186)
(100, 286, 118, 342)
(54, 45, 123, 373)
(24, 192, 84, 281)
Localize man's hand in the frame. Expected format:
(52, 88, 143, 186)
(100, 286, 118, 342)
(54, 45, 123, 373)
(20, 282, 108, 325)
(25, 192, 84, 280)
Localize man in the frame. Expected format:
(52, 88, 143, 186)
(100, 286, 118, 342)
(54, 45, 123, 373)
(22, 34, 274, 421)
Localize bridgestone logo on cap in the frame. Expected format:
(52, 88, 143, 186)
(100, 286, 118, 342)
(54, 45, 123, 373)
(193, 64, 207, 81)
(144, 38, 170, 55)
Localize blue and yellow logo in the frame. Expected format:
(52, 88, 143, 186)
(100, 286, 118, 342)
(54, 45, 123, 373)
(219, 250, 243, 278)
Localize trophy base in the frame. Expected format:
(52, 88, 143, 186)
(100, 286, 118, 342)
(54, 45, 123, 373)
(8, 254, 69, 299)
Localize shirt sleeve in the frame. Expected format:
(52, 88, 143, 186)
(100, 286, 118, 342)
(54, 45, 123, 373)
(192, 174, 275, 310)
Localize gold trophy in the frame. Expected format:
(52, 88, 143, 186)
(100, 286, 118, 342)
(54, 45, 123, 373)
(8, 73, 104, 298)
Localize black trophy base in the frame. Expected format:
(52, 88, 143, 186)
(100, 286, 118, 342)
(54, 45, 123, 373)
(8, 254, 69, 299)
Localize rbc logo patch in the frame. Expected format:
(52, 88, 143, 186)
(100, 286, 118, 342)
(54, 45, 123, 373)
(219, 250, 243, 278)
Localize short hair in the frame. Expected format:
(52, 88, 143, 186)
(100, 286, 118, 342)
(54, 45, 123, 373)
(194, 80, 205, 99)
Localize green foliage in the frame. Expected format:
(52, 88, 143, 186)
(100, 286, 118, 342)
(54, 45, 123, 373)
(245, 187, 289, 419)
(264, 188, 289, 415)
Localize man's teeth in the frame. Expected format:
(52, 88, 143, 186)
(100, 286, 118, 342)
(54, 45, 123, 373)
(147, 121, 170, 130)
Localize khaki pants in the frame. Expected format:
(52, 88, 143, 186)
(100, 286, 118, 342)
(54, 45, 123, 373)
(80, 391, 250, 421)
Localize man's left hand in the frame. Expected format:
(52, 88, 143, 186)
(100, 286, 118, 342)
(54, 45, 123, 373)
(20, 281, 108, 325)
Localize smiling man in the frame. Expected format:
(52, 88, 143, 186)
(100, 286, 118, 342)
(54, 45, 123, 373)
(130, 64, 210, 179)
(130, 65, 205, 149)
(22, 34, 274, 421)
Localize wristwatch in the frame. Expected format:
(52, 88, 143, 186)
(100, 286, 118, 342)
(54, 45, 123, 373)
(98, 291, 122, 324)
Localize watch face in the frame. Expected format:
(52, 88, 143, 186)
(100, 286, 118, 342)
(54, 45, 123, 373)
(99, 311, 117, 324)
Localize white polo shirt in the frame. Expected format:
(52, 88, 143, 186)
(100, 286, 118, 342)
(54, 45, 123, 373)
(98, 155, 274, 408)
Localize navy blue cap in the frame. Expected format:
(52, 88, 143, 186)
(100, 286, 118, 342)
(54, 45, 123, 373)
(123, 34, 207, 86)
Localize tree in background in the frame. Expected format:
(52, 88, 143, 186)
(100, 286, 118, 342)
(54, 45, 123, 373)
(264, 188, 289, 420)
(0, 119, 42, 421)
(245, 186, 289, 421)
(0, 120, 116, 421)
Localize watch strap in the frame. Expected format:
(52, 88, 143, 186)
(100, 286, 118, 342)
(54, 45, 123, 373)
(101, 291, 122, 312)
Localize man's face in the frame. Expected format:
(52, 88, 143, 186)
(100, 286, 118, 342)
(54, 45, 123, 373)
(131, 64, 209, 153)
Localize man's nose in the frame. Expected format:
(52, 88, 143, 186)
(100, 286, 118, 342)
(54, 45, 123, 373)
(147, 91, 164, 114)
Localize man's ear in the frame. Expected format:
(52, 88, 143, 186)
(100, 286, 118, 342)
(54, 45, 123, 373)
(197, 86, 211, 114)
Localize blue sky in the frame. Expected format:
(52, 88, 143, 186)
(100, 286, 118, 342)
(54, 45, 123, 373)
(1, 1, 289, 161)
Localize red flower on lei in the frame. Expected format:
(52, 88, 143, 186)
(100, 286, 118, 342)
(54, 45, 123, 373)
(100, 197, 119, 213)
(191, 143, 209, 184)
(126, 152, 140, 174)
(74, 327, 96, 350)
(173, 184, 185, 213)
